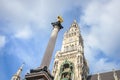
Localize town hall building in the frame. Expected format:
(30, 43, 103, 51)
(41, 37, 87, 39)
(52, 20, 120, 80)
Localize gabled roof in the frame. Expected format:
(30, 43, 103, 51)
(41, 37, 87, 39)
(87, 70, 120, 80)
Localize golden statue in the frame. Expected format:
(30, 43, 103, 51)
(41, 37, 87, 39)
(51, 16, 63, 29)
(57, 16, 63, 23)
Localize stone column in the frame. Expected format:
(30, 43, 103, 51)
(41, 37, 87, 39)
(40, 21, 63, 68)
(25, 16, 63, 80)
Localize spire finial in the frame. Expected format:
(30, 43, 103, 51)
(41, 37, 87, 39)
(97, 73, 101, 80)
(74, 19, 77, 23)
(20, 62, 25, 69)
(113, 69, 119, 80)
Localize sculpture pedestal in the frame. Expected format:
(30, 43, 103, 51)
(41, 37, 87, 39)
(25, 66, 54, 80)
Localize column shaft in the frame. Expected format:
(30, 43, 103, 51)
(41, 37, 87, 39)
(41, 26, 60, 68)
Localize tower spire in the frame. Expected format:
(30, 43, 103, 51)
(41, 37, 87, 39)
(73, 19, 77, 23)
(113, 69, 119, 80)
(70, 19, 78, 28)
(11, 63, 25, 80)
(97, 73, 101, 80)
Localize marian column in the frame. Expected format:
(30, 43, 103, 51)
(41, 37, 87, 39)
(41, 16, 63, 68)
(25, 16, 63, 80)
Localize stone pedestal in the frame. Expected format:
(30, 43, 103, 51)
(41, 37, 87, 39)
(25, 66, 53, 80)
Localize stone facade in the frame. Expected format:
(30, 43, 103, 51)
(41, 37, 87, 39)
(52, 20, 89, 80)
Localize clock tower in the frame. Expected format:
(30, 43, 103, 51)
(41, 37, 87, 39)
(52, 20, 89, 80)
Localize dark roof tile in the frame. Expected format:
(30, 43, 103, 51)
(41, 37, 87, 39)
(87, 70, 120, 80)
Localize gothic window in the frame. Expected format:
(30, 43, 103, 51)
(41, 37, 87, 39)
(72, 33, 73, 36)
(74, 44, 77, 50)
(64, 46, 66, 51)
(69, 34, 71, 37)
(69, 38, 73, 42)
(69, 34, 70, 37)
(64, 46, 66, 52)
(77, 56, 82, 64)
(70, 45, 73, 51)
(54, 61, 58, 70)
(75, 43, 76, 45)
(66, 34, 68, 38)
(71, 29, 73, 31)
(74, 32, 76, 35)
(80, 56, 82, 64)
(66, 46, 69, 51)
(77, 56, 80, 63)
(74, 24, 76, 27)
(71, 45, 74, 50)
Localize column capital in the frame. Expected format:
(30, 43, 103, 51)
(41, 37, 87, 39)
(51, 21, 63, 29)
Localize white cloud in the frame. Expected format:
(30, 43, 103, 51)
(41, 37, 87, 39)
(16, 49, 38, 68)
(14, 25, 32, 39)
(0, 0, 89, 40)
(0, 0, 79, 28)
(93, 58, 119, 73)
(81, 0, 120, 55)
(84, 45, 120, 74)
(0, 35, 6, 48)
(80, 0, 120, 73)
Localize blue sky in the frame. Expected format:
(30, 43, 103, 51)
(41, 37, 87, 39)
(0, 0, 120, 80)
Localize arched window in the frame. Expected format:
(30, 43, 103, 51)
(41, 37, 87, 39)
(74, 32, 76, 35)
(70, 45, 72, 51)
(77, 56, 80, 63)
(66, 46, 68, 51)
(80, 56, 83, 63)
(66, 34, 68, 38)
(71, 45, 74, 50)
(69, 34, 71, 37)
(72, 33, 73, 36)
(77, 55, 83, 64)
